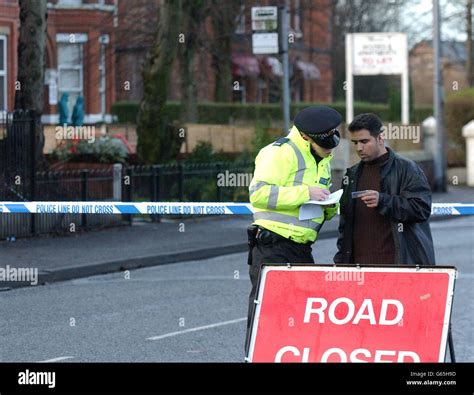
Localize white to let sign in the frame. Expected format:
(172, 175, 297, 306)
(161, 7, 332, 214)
(352, 33, 407, 75)
(346, 32, 409, 124)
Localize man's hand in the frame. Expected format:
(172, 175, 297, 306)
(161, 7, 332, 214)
(308, 187, 330, 201)
(359, 190, 379, 208)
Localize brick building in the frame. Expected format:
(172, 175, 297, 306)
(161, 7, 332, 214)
(0, 0, 116, 124)
(410, 40, 469, 105)
(115, 0, 334, 105)
(1, 0, 334, 124)
(0, 0, 20, 112)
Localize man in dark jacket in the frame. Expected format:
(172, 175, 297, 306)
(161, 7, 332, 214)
(334, 113, 435, 265)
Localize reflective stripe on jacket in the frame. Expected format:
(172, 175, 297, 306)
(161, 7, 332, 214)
(249, 125, 338, 244)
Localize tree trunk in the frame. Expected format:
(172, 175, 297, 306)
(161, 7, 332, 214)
(136, 0, 182, 164)
(14, 0, 48, 165)
(467, 0, 473, 86)
(211, 0, 241, 102)
(178, 0, 205, 123)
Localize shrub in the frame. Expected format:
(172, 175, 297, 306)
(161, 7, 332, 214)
(112, 100, 432, 125)
(445, 87, 474, 166)
(52, 136, 129, 163)
(183, 141, 227, 163)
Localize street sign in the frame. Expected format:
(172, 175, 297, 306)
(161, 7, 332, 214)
(251, 6, 279, 55)
(252, 33, 279, 55)
(352, 33, 407, 75)
(251, 6, 278, 31)
(247, 265, 456, 363)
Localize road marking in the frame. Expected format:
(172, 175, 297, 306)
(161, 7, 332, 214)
(147, 317, 246, 341)
(38, 356, 74, 362)
(73, 276, 249, 284)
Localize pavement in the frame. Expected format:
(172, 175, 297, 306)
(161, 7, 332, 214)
(1, 185, 473, 289)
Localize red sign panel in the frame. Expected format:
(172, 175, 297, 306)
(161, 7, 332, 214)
(247, 265, 456, 363)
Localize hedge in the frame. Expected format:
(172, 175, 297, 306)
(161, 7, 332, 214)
(111, 100, 433, 125)
(445, 87, 474, 166)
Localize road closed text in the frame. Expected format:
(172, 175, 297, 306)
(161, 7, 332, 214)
(274, 296, 421, 363)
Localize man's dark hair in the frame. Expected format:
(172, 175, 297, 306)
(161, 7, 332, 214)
(348, 113, 383, 137)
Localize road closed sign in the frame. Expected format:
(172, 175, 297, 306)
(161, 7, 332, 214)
(247, 265, 456, 363)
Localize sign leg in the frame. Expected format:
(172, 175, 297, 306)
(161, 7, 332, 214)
(448, 324, 456, 363)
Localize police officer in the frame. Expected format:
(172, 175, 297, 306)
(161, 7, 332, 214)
(245, 105, 342, 353)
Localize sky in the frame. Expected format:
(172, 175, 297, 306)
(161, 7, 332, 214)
(401, 0, 469, 47)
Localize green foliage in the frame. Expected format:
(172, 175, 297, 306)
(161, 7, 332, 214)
(181, 177, 217, 202)
(136, 102, 182, 164)
(234, 120, 275, 164)
(52, 136, 129, 163)
(183, 141, 226, 163)
(388, 84, 402, 122)
(110, 101, 141, 124)
(251, 122, 274, 154)
(412, 105, 433, 123)
(387, 78, 415, 122)
(112, 100, 432, 125)
(176, 142, 223, 202)
(445, 87, 474, 166)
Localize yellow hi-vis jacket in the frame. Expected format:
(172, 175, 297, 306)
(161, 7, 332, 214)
(249, 125, 338, 244)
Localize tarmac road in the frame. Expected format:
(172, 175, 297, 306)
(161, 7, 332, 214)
(0, 216, 472, 362)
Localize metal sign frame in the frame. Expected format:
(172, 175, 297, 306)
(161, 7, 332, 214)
(247, 264, 457, 363)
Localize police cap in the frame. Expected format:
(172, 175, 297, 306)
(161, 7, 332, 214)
(294, 105, 342, 149)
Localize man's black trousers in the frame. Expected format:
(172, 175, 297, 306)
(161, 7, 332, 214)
(245, 233, 314, 356)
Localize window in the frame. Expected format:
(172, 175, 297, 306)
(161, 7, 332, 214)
(99, 42, 106, 115)
(57, 42, 84, 118)
(57, 0, 82, 5)
(0, 35, 7, 112)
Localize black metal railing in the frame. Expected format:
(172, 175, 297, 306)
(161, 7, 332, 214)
(1, 160, 255, 239)
(0, 110, 255, 239)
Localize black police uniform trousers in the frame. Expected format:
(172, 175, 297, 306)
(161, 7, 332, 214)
(244, 230, 314, 355)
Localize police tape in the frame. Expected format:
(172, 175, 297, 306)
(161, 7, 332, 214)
(0, 201, 473, 215)
(0, 202, 254, 215)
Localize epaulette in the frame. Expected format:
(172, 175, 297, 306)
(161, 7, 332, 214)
(272, 137, 290, 147)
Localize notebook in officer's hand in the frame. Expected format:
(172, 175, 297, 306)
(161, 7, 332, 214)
(299, 189, 343, 220)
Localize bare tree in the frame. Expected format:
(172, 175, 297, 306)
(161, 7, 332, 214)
(114, 0, 159, 101)
(14, 0, 48, 162)
(178, 0, 206, 122)
(136, 0, 182, 164)
(210, 0, 242, 102)
(330, 0, 403, 102)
